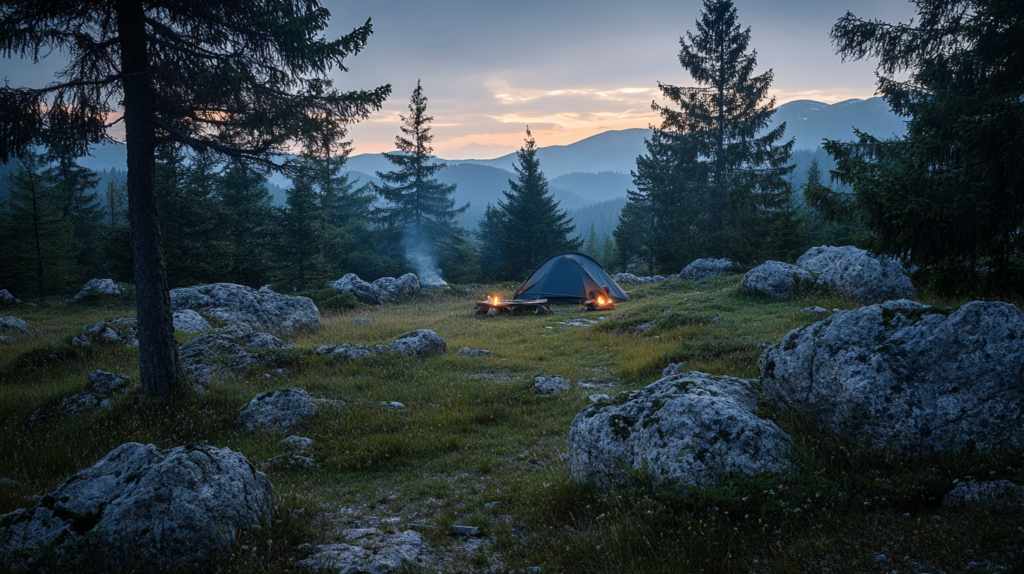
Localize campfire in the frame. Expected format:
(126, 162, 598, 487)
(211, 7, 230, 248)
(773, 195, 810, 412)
(476, 294, 549, 316)
(583, 291, 615, 311)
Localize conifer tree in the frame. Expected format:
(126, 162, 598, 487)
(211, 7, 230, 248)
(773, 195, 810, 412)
(0, 151, 79, 302)
(599, 234, 616, 268)
(475, 204, 507, 281)
(623, 0, 795, 270)
(103, 179, 127, 228)
(276, 173, 325, 291)
(495, 128, 581, 278)
(585, 224, 599, 258)
(373, 81, 468, 270)
(219, 161, 275, 287)
(43, 142, 103, 276)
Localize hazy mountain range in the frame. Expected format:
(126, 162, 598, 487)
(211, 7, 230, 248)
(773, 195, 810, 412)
(2, 97, 905, 238)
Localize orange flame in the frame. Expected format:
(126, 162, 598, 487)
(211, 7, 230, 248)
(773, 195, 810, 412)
(597, 296, 607, 305)
(490, 295, 501, 305)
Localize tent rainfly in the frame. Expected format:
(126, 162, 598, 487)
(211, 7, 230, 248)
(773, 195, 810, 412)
(512, 252, 629, 304)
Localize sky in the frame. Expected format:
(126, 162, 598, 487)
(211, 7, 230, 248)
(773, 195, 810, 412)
(1, 0, 917, 159)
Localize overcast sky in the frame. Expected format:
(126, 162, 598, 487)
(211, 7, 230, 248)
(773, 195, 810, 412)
(2, 0, 917, 159)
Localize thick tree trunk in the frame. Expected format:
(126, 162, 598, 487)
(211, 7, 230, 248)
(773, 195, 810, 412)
(118, 0, 187, 399)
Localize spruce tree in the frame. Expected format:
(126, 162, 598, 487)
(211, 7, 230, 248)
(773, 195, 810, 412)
(373, 81, 469, 271)
(219, 161, 275, 287)
(625, 0, 795, 269)
(276, 173, 325, 291)
(0, 151, 80, 302)
(475, 204, 507, 281)
(43, 142, 103, 277)
(496, 128, 582, 278)
(584, 224, 599, 258)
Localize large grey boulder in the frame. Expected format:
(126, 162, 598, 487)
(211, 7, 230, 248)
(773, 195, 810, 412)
(796, 245, 915, 302)
(172, 309, 212, 333)
(71, 318, 138, 348)
(569, 372, 792, 489)
(759, 300, 1024, 452)
(0, 442, 272, 571)
(170, 283, 319, 334)
(0, 290, 20, 305)
(679, 258, 736, 283)
(71, 278, 122, 301)
(388, 329, 446, 357)
(180, 329, 293, 384)
(741, 260, 815, 298)
(330, 273, 386, 304)
(59, 371, 133, 417)
(0, 316, 29, 334)
(236, 388, 318, 432)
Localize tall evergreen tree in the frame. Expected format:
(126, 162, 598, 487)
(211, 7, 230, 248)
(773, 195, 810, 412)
(475, 204, 506, 281)
(494, 128, 581, 278)
(373, 81, 468, 274)
(622, 0, 795, 270)
(823, 0, 1024, 288)
(584, 224, 599, 258)
(276, 173, 325, 291)
(43, 142, 103, 276)
(0, 151, 79, 302)
(103, 179, 127, 228)
(219, 161, 275, 287)
(0, 0, 389, 399)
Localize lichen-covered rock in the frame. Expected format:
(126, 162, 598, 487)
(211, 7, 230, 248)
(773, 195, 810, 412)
(330, 273, 386, 304)
(0, 442, 272, 571)
(942, 480, 1023, 508)
(741, 261, 815, 298)
(661, 362, 688, 377)
(59, 371, 133, 417)
(236, 388, 318, 432)
(0, 290, 20, 305)
(260, 436, 315, 471)
(353, 317, 373, 326)
(0, 316, 29, 334)
(679, 258, 736, 283)
(388, 329, 446, 357)
(759, 300, 1024, 452)
(172, 309, 212, 333)
(314, 342, 391, 360)
(569, 372, 791, 489)
(297, 529, 429, 573)
(389, 273, 421, 299)
(170, 283, 319, 334)
(456, 347, 495, 357)
(801, 306, 828, 315)
(796, 245, 915, 302)
(71, 318, 138, 347)
(534, 375, 571, 395)
(71, 278, 123, 301)
(180, 330, 293, 384)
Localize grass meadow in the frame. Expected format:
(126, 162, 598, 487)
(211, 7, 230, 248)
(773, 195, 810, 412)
(0, 275, 1021, 573)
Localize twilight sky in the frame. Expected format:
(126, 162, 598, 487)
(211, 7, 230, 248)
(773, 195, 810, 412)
(2, 0, 916, 159)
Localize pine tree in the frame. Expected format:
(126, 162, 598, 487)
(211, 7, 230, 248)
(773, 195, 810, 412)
(599, 234, 616, 269)
(0, 151, 80, 302)
(584, 224, 599, 258)
(276, 174, 325, 291)
(495, 128, 582, 278)
(43, 142, 103, 276)
(475, 204, 507, 281)
(625, 0, 795, 270)
(219, 161, 275, 287)
(103, 179, 127, 228)
(373, 81, 469, 273)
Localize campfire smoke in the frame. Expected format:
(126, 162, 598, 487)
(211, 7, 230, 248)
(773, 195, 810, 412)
(403, 234, 447, 287)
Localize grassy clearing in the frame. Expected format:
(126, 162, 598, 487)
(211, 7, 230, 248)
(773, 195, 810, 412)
(0, 278, 1021, 573)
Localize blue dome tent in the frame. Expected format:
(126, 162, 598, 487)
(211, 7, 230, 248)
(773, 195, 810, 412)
(512, 252, 629, 304)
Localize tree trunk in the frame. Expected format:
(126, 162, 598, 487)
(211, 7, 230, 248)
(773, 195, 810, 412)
(118, 0, 187, 399)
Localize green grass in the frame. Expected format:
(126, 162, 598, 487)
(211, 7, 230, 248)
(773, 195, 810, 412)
(0, 277, 1022, 573)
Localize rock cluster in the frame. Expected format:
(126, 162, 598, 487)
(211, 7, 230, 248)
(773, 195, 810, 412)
(172, 309, 212, 333)
(170, 283, 319, 334)
(236, 388, 318, 432)
(388, 329, 447, 357)
(741, 261, 815, 298)
(330, 273, 421, 305)
(0, 289, 20, 304)
(71, 278, 123, 301)
(569, 372, 791, 489)
(297, 528, 430, 573)
(679, 258, 736, 283)
(0, 442, 273, 571)
(260, 435, 316, 470)
(797, 245, 915, 302)
(611, 273, 666, 285)
(71, 318, 138, 347)
(759, 300, 1024, 452)
(180, 329, 293, 384)
(59, 371, 133, 417)
(534, 375, 571, 395)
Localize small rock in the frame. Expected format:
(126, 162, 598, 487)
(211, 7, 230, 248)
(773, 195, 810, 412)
(59, 371, 133, 417)
(388, 329, 446, 357)
(741, 261, 815, 298)
(533, 375, 571, 395)
(353, 317, 373, 326)
(0, 316, 29, 334)
(661, 362, 688, 377)
(236, 388, 318, 432)
(71, 278, 123, 301)
(637, 321, 655, 332)
(172, 309, 212, 333)
(0, 289, 21, 304)
(379, 401, 406, 409)
(483, 501, 501, 509)
(801, 306, 828, 315)
(456, 347, 496, 357)
(558, 319, 599, 327)
(679, 258, 736, 283)
(72, 319, 138, 347)
(279, 435, 314, 453)
(449, 525, 481, 537)
(589, 394, 612, 402)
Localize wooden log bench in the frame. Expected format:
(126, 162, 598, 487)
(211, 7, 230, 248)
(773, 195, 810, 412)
(476, 299, 549, 316)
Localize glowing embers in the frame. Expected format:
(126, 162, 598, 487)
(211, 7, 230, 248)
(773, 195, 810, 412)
(476, 294, 549, 316)
(582, 289, 616, 311)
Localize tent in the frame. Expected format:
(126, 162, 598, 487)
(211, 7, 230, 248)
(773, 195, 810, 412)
(513, 252, 630, 303)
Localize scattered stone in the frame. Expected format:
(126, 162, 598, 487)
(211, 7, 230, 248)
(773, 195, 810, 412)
(612, 273, 665, 285)
(456, 347, 496, 357)
(0, 289, 21, 305)
(59, 371, 133, 417)
(172, 309, 212, 333)
(236, 388, 318, 432)
(170, 282, 319, 334)
(801, 306, 828, 315)
(261, 435, 316, 471)
(297, 529, 429, 573)
(181, 330, 293, 384)
(533, 375, 571, 395)
(589, 394, 612, 402)
(71, 278, 123, 301)
(379, 401, 406, 409)
(0, 316, 29, 334)
(0, 442, 272, 571)
(943, 480, 1023, 508)
(760, 300, 1024, 452)
(465, 373, 513, 381)
(637, 321, 655, 332)
(353, 317, 373, 326)
(797, 245, 915, 303)
(331, 273, 386, 304)
(679, 258, 736, 283)
(279, 435, 314, 452)
(449, 525, 481, 537)
(388, 329, 446, 357)
(483, 501, 501, 509)
(569, 371, 792, 489)
(71, 318, 138, 347)
(576, 378, 619, 389)
(558, 319, 599, 327)
(741, 261, 815, 298)
(661, 362, 688, 377)
(374, 273, 421, 300)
